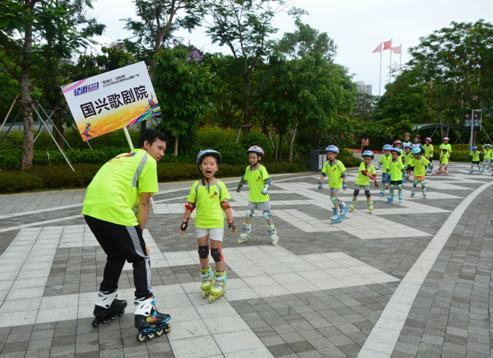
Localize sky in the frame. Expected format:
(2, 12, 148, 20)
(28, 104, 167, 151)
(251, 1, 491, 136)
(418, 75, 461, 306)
(87, 0, 493, 96)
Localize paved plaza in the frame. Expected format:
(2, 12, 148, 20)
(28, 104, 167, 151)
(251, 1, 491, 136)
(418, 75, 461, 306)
(0, 163, 492, 358)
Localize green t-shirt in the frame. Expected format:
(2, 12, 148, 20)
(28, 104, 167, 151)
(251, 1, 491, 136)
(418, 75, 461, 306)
(243, 164, 270, 203)
(411, 157, 430, 177)
(440, 151, 450, 165)
(470, 151, 480, 161)
(389, 158, 404, 181)
(82, 149, 158, 226)
(187, 179, 231, 229)
(486, 148, 493, 160)
(423, 144, 434, 158)
(355, 162, 376, 186)
(439, 143, 452, 154)
(379, 154, 391, 173)
(321, 159, 346, 189)
(404, 152, 413, 167)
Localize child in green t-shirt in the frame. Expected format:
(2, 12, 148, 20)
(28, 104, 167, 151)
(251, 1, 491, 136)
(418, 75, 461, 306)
(378, 144, 392, 197)
(318, 145, 348, 224)
(180, 149, 237, 303)
(423, 137, 434, 174)
(236, 146, 279, 246)
(410, 147, 430, 198)
(468, 146, 481, 174)
(402, 143, 414, 182)
(482, 144, 492, 174)
(387, 147, 405, 203)
(435, 147, 450, 176)
(350, 150, 378, 214)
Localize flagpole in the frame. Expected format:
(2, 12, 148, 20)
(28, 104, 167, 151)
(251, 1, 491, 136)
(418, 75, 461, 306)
(389, 44, 392, 82)
(399, 46, 402, 69)
(379, 45, 382, 96)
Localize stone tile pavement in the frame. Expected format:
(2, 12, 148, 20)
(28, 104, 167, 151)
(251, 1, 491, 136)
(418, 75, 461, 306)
(0, 163, 492, 357)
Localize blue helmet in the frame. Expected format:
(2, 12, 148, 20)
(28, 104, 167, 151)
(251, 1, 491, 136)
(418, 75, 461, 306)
(383, 144, 392, 151)
(362, 150, 374, 158)
(325, 145, 339, 154)
(196, 149, 222, 167)
(471, 145, 477, 151)
(411, 147, 421, 155)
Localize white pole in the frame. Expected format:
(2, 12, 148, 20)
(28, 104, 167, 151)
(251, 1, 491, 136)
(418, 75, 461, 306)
(469, 109, 474, 149)
(379, 47, 382, 96)
(389, 47, 393, 82)
(123, 126, 134, 150)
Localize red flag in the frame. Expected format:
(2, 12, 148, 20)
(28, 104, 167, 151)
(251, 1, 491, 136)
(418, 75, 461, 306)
(373, 43, 382, 53)
(391, 45, 401, 54)
(383, 39, 392, 50)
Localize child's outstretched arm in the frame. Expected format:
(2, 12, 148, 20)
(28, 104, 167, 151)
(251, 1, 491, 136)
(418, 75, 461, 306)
(221, 201, 237, 232)
(179, 202, 195, 233)
(236, 175, 245, 192)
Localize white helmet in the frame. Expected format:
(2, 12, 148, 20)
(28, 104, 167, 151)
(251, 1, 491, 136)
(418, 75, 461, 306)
(247, 146, 264, 156)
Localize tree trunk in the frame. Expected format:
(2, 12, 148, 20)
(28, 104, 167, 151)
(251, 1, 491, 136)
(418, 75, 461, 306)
(20, 7, 34, 170)
(277, 132, 284, 161)
(174, 135, 179, 156)
(288, 127, 297, 163)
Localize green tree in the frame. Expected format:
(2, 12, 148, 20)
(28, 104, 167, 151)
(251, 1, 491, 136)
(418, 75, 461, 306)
(206, 0, 285, 127)
(0, 0, 103, 169)
(153, 45, 212, 155)
(409, 20, 493, 124)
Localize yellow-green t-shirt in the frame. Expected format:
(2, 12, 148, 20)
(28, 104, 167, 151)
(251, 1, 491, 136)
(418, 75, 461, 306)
(187, 179, 231, 229)
(355, 162, 376, 186)
(321, 160, 346, 189)
(470, 151, 480, 161)
(82, 149, 158, 226)
(423, 144, 434, 158)
(411, 157, 430, 177)
(389, 158, 404, 181)
(486, 149, 493, 160)
(439, 143, 452, 154)
(404, 152, 413, 167)
(379, 154, 391, 173)
(243, 164, 270, 203)
(440, 151, 450, 165)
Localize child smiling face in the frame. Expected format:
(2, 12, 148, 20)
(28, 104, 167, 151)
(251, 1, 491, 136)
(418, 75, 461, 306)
(248, 153, 259, 166)
(200, 156, 219, 179)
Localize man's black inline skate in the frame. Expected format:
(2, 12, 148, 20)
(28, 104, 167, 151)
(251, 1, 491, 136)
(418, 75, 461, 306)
(92, 291, 127, 327)
(134, 296, 171, 342)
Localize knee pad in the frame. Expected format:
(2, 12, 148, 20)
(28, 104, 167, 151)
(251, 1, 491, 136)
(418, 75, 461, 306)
(330, 196, 338, 206)
(364, 190, 371, 198)
(353, 189, 360, 197)
(397, 184, 403, 190)
(245, 209, 253, 219)
(211, 247, 223, 262)
(262, 210, 272, 221)
(198, 245, 209, 259)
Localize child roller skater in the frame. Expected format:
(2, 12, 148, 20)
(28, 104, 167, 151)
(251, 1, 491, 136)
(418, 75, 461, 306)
(387, 147, 405, 203)
(180, 149, 237, 303)
(435, 147, 450, 175)
(350, 150, 378, 214)
(482, 144, 492, 173)
(402, 143, 413, 182)
(423, 137, 434, 174)
(236, 146, 279, 246)
(469, 146, 481, 174)
(410, 147, 430, 199)
(378, 144, 392, 197)
(318, 145, 348, 223)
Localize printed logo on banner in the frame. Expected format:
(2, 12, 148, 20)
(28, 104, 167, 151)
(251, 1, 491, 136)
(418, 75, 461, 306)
(61, 62, 160, 142)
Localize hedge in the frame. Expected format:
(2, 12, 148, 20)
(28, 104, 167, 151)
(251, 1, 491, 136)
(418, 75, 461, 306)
(0, 161, 312, 193)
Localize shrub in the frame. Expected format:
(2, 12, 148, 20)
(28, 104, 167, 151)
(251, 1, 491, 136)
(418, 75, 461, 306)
(0, 171, 44, 193)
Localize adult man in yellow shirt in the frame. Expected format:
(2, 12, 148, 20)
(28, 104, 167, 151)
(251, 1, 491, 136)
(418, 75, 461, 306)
(82, 129, 170, 340)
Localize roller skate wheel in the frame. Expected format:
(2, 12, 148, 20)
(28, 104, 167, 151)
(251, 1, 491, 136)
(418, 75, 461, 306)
(155, 328, 163, 337)
(147, 332, 155, 339)
(91, 318, 99, 328)
(208, 295, 215, 304)
(164, 324, 171, 333)
(137, 332, 146, 343)
(201, 290, 209, 299)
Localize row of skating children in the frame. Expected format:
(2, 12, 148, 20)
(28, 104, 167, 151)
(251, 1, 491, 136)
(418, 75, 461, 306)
(179, 146, 279, 303)
(469, 144, 493, 174)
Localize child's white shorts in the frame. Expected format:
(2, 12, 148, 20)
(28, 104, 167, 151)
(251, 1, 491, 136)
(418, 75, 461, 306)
(195, 228, 224, 241)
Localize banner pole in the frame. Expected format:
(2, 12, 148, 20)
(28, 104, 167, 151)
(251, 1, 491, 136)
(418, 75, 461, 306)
(123, 126, 134, 150)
